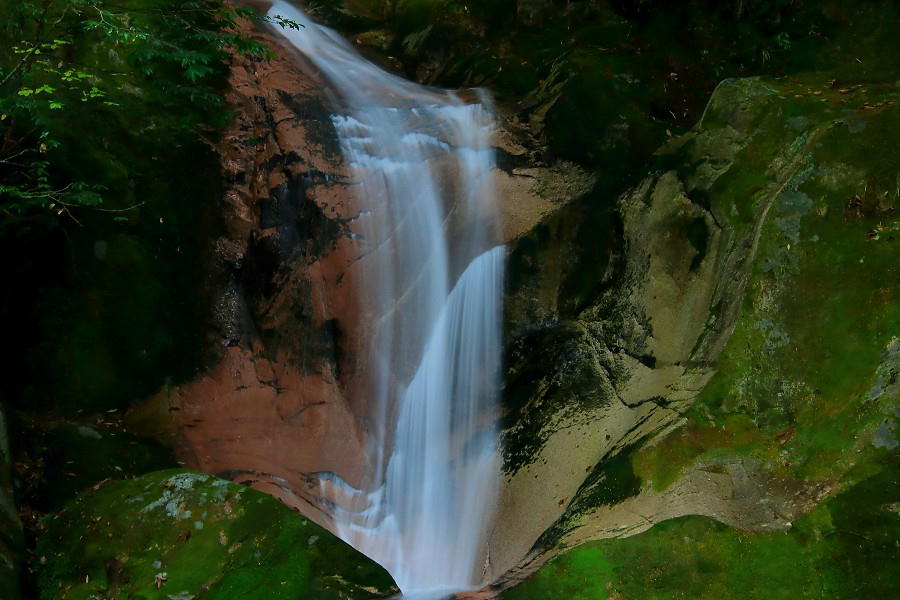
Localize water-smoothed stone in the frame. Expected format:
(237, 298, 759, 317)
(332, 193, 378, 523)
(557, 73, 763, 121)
(125, 9, 379, 516)
(125, 10, 899, 596)
(129, 7, 593, 533)
(488, 74, 900, 592)
(35, 469, 397, 599)
(503, 448, 899, 599)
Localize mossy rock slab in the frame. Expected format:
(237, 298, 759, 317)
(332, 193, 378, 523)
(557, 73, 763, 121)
(35, 469, 397, 599)
(499, 73, 898, 595)
(504, 453, 899, 599)
(634, 74, 900, 487)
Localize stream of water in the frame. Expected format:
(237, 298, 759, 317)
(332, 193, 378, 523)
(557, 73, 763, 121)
(267, 3, 504, 597)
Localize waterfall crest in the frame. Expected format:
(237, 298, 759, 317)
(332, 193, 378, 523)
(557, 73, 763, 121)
(266, 2, 504, 596)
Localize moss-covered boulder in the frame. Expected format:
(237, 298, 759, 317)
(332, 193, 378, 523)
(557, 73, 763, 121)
(504, 450, 899, 599)
(629, 74, 900, 490)
(35, 470, 397, 599)
(493, 73, 899, 589)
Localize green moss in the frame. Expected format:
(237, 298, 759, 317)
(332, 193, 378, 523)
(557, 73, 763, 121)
(633, 416, 762, 492)
(502, 545, 615, 600)
(572, 447, 642, 513)
(521, 74, 900, 597)
(632, 77, 900, 489)
(35, 469, 398, 599)
(506, 452, 898, 599)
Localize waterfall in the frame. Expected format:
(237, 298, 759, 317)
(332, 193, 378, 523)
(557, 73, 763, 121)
(266, 3, 504, 597)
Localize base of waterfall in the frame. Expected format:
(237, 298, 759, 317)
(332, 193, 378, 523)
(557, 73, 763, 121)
(318, 246, 505, 596)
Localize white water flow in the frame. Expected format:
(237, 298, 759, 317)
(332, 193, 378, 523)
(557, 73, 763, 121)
(267, 3, 504, 597)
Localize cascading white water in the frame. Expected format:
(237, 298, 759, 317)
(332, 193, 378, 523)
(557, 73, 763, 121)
(266, 3, 504, 597)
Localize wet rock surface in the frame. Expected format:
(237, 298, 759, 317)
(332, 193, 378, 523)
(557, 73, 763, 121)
(124, 17, 899, 597)
(487, 76, 899, 594)
(128, 7, 595, 530)
(127, 12, 376, 518)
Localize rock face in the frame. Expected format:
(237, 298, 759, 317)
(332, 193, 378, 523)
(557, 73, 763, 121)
(34, 469, 397, 599)
(130, 10, 897, 597)
(487, 75, 899, 592)
(127, 15, 365, 521)
(128, 10, 591, 532)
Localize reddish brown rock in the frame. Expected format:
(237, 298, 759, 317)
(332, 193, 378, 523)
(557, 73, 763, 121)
(128, 4, 592, 576)
(127, 14, 376, 528)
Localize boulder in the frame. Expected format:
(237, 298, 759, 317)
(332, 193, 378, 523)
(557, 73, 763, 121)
(489, 75, 900, 588)
(35, 469, 397, 599)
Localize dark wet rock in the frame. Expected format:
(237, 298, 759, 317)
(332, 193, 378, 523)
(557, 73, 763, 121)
(31, 424, 176, 511)
(128, 11, 595, 532)
(0, 405, 23, 599)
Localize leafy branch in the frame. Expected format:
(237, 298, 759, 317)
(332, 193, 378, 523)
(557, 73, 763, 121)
(0, 0, 296, 235)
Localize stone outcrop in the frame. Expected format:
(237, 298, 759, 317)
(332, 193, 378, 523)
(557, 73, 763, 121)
(34, 469, 397, 599)
(128, 8, 592, 534)
(484, 76, 899, 593)
(127, 12, 373, 524)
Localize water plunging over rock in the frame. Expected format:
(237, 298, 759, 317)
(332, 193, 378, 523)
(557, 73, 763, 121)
(266, 2, 505, 595)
